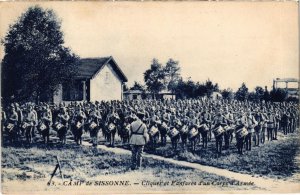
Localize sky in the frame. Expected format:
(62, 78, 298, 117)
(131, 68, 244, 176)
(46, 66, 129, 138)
(0, 1, 299, 91)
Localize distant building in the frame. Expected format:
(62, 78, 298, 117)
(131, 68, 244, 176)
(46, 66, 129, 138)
(54, 56, 128, 104)
(210, 92, 222, 100)
(123, 90, 143, 100)
(273, 78, 299, 98)
(123, 89, 176, 100)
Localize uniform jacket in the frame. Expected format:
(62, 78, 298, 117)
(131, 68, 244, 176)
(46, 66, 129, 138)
(129, 119, 149, 146)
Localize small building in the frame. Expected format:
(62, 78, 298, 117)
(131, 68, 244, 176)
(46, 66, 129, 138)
(123, 90, 143, 100)
(123, 89, 176, 100)
(273, 78, 299, 98)
(54, 56, 128, 104)
(210, 92, 222, 100)
(159, 90, 176, 100)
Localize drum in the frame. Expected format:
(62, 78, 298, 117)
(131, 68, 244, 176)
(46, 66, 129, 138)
(76, 122, 82, 129)
(169, 127, 179, 138)
(149, 126, 159, 137)
(236, 127, 248, 138)
(7, 123, 14, 130)
(108, 123, 115, 131)
(180, 125, 189, 134)
(188, 127, 198, 138)
(125, 124, 131, 131)
(89, 122, 97, 130)
(22, 122, 29, 129)
(213, 126, 225, 137)
(223, 125, 231, 132)
(40, 123, 47, 131)
(56, 123, 63, 130)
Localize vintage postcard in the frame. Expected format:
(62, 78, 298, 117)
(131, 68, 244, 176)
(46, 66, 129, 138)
(0, 1, 299, 194)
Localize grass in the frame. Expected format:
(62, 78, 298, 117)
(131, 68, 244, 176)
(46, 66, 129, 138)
(2, 139, 259, 192)
(143, 130, 300, 179)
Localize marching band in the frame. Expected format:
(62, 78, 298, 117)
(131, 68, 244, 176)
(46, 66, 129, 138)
(1, 99, 299, 155)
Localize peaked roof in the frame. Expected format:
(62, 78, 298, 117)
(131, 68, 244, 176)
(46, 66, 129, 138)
(76, 56, 128, 82)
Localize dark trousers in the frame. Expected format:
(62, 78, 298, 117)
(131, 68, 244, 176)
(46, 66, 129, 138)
(267, 128, 273, 141)
(237, 136, 245, 154)
(215, 135, 223, 154)
(201, 131, 208, 148)
(261, 127, 266, 144)
(245, 133, 252, 151)
(224, 132, 230, 149)
(273, 127, 278, 140)
(254, 131, 260, 146)
(131, 145, 144, 170)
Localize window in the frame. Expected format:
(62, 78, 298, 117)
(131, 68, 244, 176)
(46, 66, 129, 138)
(133, 94, 137, 100)
(105, 71, 110, 84)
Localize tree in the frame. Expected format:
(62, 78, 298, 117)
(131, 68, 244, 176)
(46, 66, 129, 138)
(163, 58, 181, 92)
(270, 88, 287, 102)
(263, 86, 270, 101)
(221, 88, 234, 100)
(204, 79, 219, 97)
(130, 81, 145, 91)
(1, 6, 79, 103)
(144, 59, 165, 98)
(254, 86, 265, 101)
(235, 83, 249, 101)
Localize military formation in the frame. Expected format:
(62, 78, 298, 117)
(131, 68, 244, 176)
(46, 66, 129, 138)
(1, 99, 299, 157)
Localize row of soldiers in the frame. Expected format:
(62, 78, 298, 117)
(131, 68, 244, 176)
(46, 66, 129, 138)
(1, 99, 299, 154)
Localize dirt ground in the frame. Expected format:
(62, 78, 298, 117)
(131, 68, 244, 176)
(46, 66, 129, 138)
(1, 128, 300, 194)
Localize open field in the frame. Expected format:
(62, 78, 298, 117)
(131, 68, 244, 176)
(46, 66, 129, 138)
(2, 128, 300, 194)
(142, 130, 300, 180)
(2, 140, 260, 194)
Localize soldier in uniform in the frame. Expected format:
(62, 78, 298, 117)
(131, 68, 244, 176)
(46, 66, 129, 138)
(200, 109, 212, 148)
(281, 110, 289, 135)
(266, 111, 276, 141)
(88, 105, 102, 146)
(129, 110, 149, 170)
(25, 105, 37, 143)
(212, 111, 227, 154)
(6, 105, 19, 144)
(223, 108, 234, 150)
(39, 105, 52, 143)
(245, 110, 257, 151)
(56, 107, 70, 144)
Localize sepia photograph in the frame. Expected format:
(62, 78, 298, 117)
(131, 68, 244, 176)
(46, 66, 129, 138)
(0, 1, 299, 194)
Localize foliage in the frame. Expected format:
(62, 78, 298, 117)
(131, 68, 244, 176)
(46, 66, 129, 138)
(163, 58, 181, 92)
(174, 78, 219, 99)
(221, 88, 234, 100)
(235, 83, 249, 101)
(269, 88, 288, 102)
(130, 81, 145, 91)
(204, 79, 219, 97)
(144, 59, 165, 97)
(1, 6, 79, 103)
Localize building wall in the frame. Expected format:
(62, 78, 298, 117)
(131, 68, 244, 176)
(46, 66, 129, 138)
(53, 84, 63, 104)
(90, 63, 122, 101)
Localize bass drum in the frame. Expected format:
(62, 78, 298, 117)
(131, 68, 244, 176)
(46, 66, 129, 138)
(213, 126, 224, 137)
(149, 126, 159, 137)
(235, 125, 248, 138)
(188, 127, 198, 139)
(108, 123, 116, 131)
(168, 127, 179, 138)
(180, 125, 189, 134)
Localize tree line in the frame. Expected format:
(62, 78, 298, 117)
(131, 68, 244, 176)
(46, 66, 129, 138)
(126, 59, 296, 102)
